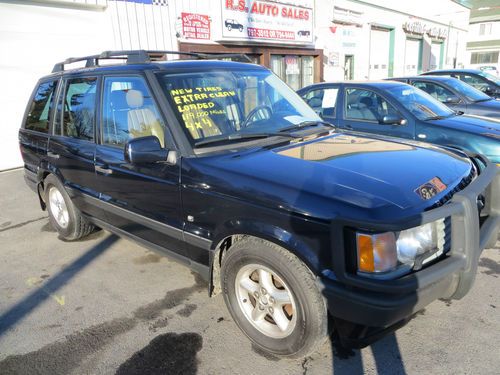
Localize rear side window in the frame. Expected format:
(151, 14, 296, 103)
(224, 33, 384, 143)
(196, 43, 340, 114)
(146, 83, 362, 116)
(56, 77, 97, 141)
(302, 88, 338, 118)
(412, 81, 454, 102)
(25, 81, 57, 133)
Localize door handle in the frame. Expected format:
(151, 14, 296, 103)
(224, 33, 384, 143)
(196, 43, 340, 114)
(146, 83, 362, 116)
(47, 151, 60, 159)
(344, 125, 353, 130)
(95, 165, 113, 175)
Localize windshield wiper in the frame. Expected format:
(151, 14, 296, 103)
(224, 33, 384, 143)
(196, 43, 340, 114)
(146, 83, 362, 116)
(425, 115, 451, 121)
(195, 132, 300, 148)
(474, 98, 492, 103)
(279, 120, 335, 133)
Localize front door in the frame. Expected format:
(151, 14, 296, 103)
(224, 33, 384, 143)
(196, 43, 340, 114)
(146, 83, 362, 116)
(94, 75, 186, 257)
(344, 55, 354, 80)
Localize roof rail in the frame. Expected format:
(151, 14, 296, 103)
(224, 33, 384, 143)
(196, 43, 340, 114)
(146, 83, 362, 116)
(51, 50, 253, 73)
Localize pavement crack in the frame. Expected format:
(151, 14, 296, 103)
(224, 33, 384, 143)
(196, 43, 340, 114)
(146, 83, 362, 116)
(301, 356, 313, 375)
(0, 217, 46, 233)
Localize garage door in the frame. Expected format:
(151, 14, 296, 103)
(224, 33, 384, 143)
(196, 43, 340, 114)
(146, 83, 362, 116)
(404, 38, 420, 75)
(370, 28, 390, 79)
(430, 42, 442, 71)
(0, 3, 113, 170)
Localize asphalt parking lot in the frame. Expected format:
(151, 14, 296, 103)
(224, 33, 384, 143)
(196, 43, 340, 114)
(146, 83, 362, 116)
(0, 168, 499, 375)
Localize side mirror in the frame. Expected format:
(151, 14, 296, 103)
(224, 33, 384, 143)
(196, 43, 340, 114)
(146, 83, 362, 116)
(382, 115, 406, 125)
(125, 136, 170, 164)
(444, 95, 461, 104)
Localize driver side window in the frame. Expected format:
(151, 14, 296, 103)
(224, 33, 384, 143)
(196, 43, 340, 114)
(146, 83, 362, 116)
(413, 81, 453, 102)
(344, 88, 398, 123)
(459, 74, 489, 91)
(102, 76, 167, 148)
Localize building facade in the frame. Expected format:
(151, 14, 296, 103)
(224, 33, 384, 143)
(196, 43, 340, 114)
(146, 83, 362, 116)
(0, 0, 470, 170)
(466, 1, 500, 73)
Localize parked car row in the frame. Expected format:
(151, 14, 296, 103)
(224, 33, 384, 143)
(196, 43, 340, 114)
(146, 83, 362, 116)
(20, 54, 499, 359)
(298, 71, 500, 167)
(422, 69, 500, 99)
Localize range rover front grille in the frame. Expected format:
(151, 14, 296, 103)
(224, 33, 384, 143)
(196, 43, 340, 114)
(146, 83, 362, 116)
(426, 167, 477, 211)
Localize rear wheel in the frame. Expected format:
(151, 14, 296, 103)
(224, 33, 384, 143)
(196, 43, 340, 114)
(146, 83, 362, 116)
(221, 238, 328, 358)
(44, 174, 95, 240)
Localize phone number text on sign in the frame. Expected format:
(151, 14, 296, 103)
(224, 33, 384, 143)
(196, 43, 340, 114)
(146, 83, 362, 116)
(247, 27, 295, 40)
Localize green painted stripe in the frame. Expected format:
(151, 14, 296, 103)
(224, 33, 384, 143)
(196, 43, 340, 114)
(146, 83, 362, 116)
(389, 28, 395, 77)
(467, 40, 500, 49)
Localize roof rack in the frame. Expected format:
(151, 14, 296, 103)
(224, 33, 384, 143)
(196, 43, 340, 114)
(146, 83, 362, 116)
(51, 50, 253, 73)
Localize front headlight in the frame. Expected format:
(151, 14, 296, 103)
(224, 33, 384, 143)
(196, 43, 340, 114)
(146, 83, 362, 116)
(356, 219, 446, 278)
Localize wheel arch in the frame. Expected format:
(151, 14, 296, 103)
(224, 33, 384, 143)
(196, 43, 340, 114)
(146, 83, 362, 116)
(208, 219, 321, 297)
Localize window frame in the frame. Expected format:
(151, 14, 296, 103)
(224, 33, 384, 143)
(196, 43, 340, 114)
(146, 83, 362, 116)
(99, 73, 175, 151)
(343, 86, 403, 124)
(52, 74, 100, 144)
(22, 78, 60, 135)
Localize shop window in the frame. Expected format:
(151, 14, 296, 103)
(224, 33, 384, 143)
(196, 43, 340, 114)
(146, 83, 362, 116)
(479, 23, 492, 36)
(470, 52, 499, 64)
(270, 55, 315, 90)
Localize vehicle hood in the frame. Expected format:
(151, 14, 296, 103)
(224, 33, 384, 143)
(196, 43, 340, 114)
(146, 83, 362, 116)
(191, 133, 473, 221)
(428, 114, 500, 135)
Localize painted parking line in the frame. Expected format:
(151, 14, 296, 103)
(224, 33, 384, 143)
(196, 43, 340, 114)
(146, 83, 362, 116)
(25, 277, 65, 306)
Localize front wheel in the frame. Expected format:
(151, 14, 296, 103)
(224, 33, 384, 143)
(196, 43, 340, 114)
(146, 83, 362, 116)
(221, 238, 328, 358)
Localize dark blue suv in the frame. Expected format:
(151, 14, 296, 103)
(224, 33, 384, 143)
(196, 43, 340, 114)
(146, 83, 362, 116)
(19, 51, 500, 357)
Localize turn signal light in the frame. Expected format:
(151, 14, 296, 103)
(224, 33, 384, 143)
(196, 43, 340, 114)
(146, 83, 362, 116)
(356, 232, 397, 273)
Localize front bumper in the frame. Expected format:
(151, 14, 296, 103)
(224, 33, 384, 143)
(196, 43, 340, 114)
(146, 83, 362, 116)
(321, 158, 500, 330)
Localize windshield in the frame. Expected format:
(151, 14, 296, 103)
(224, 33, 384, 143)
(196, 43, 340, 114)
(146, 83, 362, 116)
(157, 68, 321, 146)
(385, 85, 455, 121)
(479, 71, 500, 85)
(445, 78, 491, 102)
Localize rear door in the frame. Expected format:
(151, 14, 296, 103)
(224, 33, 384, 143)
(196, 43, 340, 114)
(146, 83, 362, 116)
(94, 74, 186, 258)
(47, 75, 105, 220)
(340, 86, 414, 139)
(300, 85, 340, 125)
(19, 79, 58, 181)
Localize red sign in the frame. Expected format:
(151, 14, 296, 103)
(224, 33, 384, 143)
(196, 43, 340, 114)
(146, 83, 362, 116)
(182, 12, 210, 40)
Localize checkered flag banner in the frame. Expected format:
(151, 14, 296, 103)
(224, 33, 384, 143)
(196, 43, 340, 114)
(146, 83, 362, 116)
(113, 0, 168, 5)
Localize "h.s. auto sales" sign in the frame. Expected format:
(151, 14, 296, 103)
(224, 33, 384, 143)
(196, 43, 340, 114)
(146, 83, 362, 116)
(221, 0, 313, 44)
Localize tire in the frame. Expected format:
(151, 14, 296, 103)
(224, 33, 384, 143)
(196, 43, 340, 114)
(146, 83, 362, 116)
(44, 174, 95, 241)
(239, 26, 243, 32)
(221, 238, 328, 358)
(227, 25, 232, 31)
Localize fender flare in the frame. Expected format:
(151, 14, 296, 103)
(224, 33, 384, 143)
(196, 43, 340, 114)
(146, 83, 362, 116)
(210, 218, 321, 274)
